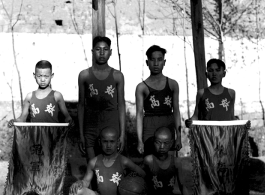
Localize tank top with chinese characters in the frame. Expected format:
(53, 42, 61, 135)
(29, 90, 59, 123)
(94, 154, 124, 195)
(85, 67, 118, 111)
(198, 87, 234, 120)
(143, 77, 173, 116)
(147, 155, 177, 195)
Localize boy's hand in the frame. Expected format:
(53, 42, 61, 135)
(8, 119, 15, 128)
(67, 119, 75, 129)
(137, 141, 144, 154)
(79, 135, 86, 155)
(118, 136, 125, 153)
(246, 120, 251, 130)
(185, 118, 193, 128)
(175, 136, 182, 151)
(69, 180, 84, 195)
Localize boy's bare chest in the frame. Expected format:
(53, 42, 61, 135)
(35, 90, 52, 99)
(146, 80, 166, 90)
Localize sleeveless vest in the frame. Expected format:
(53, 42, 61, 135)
(94, 154, 124, 195)
(198, 87, 234, 120)
(143, 77, 173, 116)
(148, 155, 177, 195)
(85, 68, 118, 111)
(29, 90, 59, 123)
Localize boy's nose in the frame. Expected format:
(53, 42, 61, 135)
(160, 143, 165, 148)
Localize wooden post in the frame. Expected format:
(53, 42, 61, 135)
(92, 0, 105, 41)
(92, 0, 105, 65)
(190, 0, 208, 90)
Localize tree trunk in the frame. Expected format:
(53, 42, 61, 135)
(190, 0, 207, 90)
(112, 0, 121, 71)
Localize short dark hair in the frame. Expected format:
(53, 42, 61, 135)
(35, 60, 52, 71)
(146, 45, 167, 59)
(207, 58, 226, 70)
(93, 36, 111, 48)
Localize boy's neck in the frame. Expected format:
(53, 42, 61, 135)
(37, 86, 52, 93)
(102, 152, 118, 167)
(209, 83, 224, 90)
(149, 73, 165, 81)
(93, 63, 110, 71)
(155, 152, 169, 161)
(102, 152, 118, 160)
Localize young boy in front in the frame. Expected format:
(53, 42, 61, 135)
(78, 36, 125, 161)
(8, 60, 73, 125)
(135, 45, 182, 156)
(69, 126, 146, 195)
(143, 126, 189, 195)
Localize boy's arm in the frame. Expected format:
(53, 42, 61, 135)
(54, 91, 73, 124)
(9, 93, 31, 127)
(77, 70, 87, 150)
(185, 89, 204, 128)
(114, 70, 126, 153)
(228, 88, 236, 120)
(122, 156, 146, 178)
(69, 157, 96, 194)
(170, 79, 182, 150)
(135, 83, 145, 154)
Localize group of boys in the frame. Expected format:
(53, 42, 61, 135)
(8, 35, 250, 195)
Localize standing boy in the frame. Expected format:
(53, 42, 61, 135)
(78, 36, 125, 161)
(185, 58, 252, 124)
(143, 126, 189, 195)
(8, 60, 73, 125)
(69, 126, 146, 195)
(136, 45, 181, 156)
(185, 58, 250, 195)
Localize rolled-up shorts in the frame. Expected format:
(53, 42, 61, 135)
(84, 109, 119, 148)
(143, 114, 176, 156)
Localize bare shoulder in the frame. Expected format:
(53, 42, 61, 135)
(25, 92, 33, 101)
(113, 69, 124, 82)
(54, 91, 64, 102)
(136, 81, 147, 93)
(174, 157, 181, 169)
(89, 156, 98, 170)
(143, 154, 153, 165)
(168, 77, 179, 91)
(197, 88, 205, 97)
(78, 68, 89, 80)
(227, 88, 236, 98)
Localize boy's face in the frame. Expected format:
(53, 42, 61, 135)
(154, 131, 172, 154)
(146, 51, 165, 75)
(92, 41, 112, 65)
(100, 130, 118, 156)
(206, 63, 225, 84)
(34, 68, 53, 89)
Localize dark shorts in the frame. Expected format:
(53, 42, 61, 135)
(84, 110, 119, 148)
(143, 114, 176, 156)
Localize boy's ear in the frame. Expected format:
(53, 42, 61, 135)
(223, 71, 226, 77)
(205, 72, 208, 78)
(33, 73, 35, 78)
(117, 138, 121, 150)
(146, 60, 149, 66)
(51, 73, 54, 78)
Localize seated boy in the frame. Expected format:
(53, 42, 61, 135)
(8, 60, 73, 126)
(143, 126, 189, 195)
(69, 126, 146, 195)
